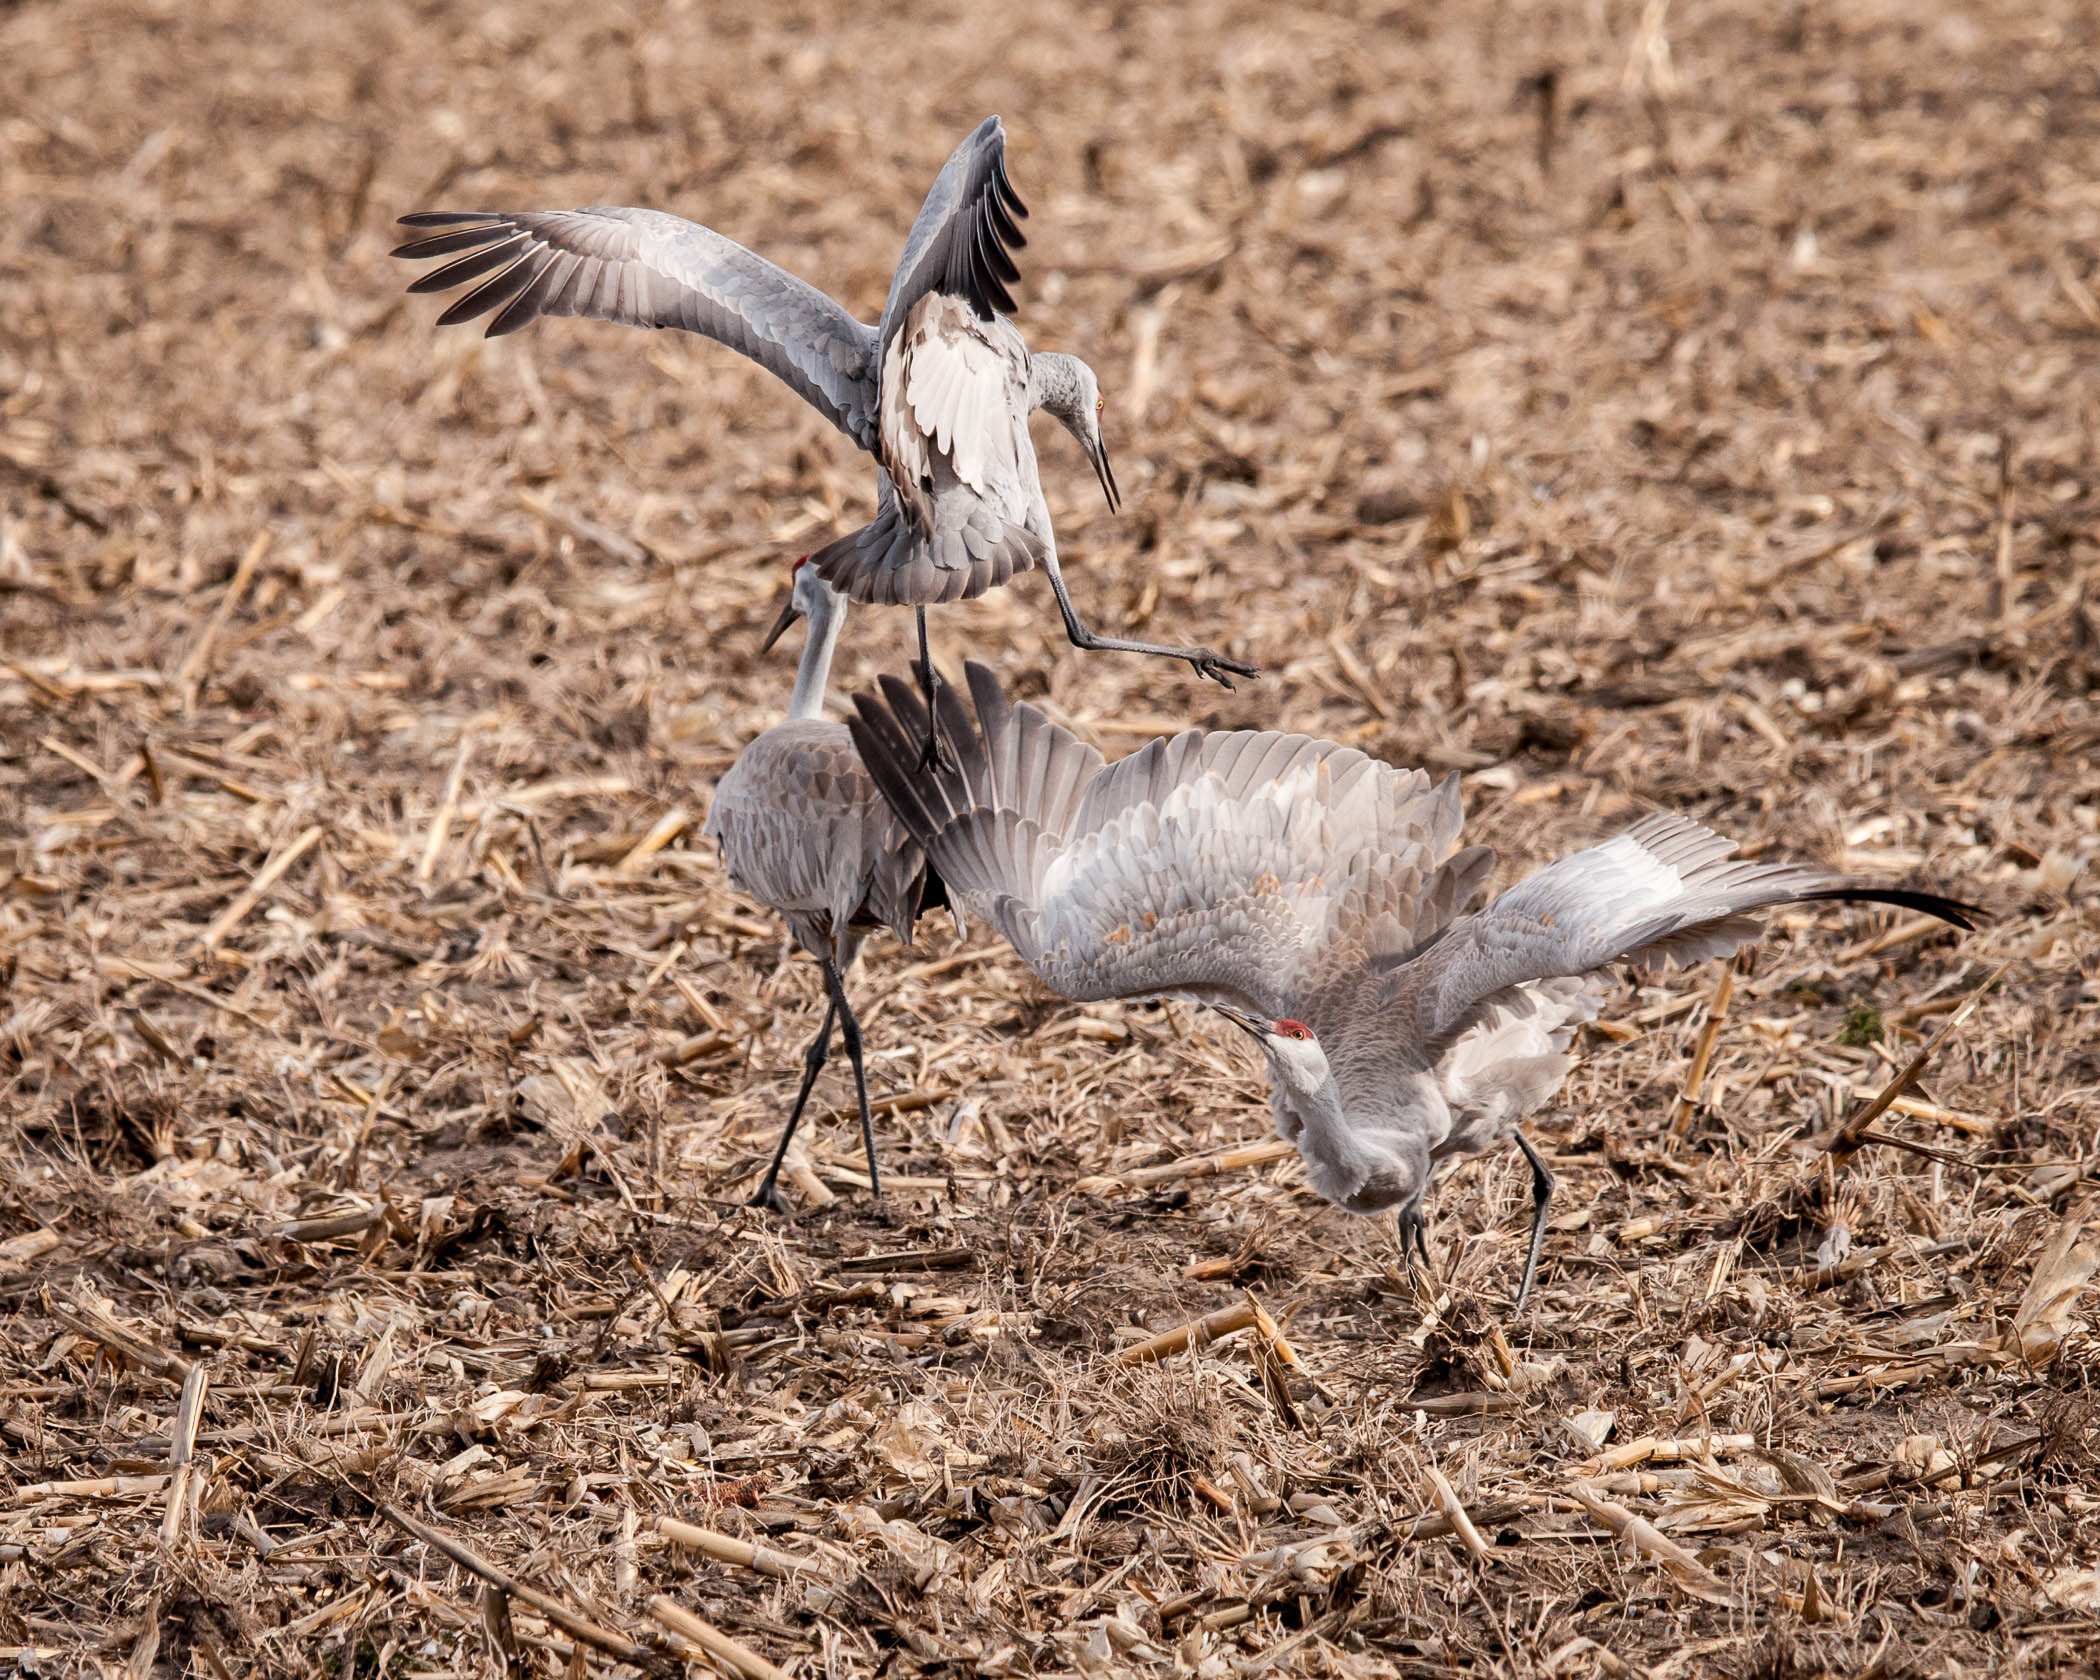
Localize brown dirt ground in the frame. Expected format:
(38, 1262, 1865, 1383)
(5, 0, 2100, 1673)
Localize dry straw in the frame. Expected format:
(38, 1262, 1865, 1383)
(2, 0, 2095, 1672)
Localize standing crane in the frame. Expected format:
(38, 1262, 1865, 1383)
(847, 663, 1976, 1306)
(702, 559, 946, 1209)
(392, 116, 1256, 761)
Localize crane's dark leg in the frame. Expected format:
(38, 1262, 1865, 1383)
(913, 607, 951, 773)
(750, 999, 837, 1211)
(1512, 1129, 1556, 1310)
(1396, 1201, 1433, 1293)
(818, 951, 881, 1198)
(1037, 545, 1260, 689)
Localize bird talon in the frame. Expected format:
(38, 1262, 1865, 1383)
(1189, 654, 1259, 690)
(748, 1180, 792, 1215)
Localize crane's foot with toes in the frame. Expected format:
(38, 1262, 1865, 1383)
(915, 724, 952, 774)
(1396, 1206, 1435, 1296)
(1189, 651, 1260, 690)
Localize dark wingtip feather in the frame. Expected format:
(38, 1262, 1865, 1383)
(402, 234, 528, 295)
(846, 684, 934, 839)
(874, 670, 933, 747)
(396, 210, 502, 229)
(1800, 886, 1981, 931)
(930, 663, 987, 789)
(953, 221, 1019, 321)
(993, 157, 1028, 221)
(988, 196, 1026, 251)
(432, 252, 541, 329)
(392, 224, 517, 263)
(486, 250, 577, 337)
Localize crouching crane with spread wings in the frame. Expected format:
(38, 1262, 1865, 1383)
(847, 663, 1975, 1307)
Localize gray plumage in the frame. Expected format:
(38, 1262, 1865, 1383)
(810, 302, 1087, 607)
(849, 662, 1977, 1304)
(393, 118, 1253, 696)
(394, 201, 881, 445)
(705, 719, 928, 962)
(701, 562, 943, 1205)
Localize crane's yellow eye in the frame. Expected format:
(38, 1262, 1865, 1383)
(1096, 396, 1104, 414)
(1275, 1019, 1313, 1041)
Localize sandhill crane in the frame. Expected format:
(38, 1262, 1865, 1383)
(702, 559, 946, 1209)
(392, 116, 1256, 761)
(847, 662, 1976, 1306)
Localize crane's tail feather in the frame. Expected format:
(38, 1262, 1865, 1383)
(807, 506, 1043, 606)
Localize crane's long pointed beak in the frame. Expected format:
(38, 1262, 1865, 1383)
(1210, 1003, 1264, 1041)
(758, 592, 802, 654)
(1089, 434, 1121, 515)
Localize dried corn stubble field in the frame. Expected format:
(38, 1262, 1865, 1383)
(4, 0, 2100, 1672)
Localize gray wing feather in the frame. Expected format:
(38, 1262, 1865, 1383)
(1391, 812, 1975, 1056)
(847, 666, 1097, 963)
(394, 207, 879, 447)
(1071, 729, 1362, 838)
(876, 115, 1028, 350)
(848, 662, 1465, 1021)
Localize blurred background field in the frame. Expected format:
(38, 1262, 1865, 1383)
(3, 0, 2098, 1673)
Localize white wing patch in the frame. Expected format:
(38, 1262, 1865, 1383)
(1482, 816, 1740, 942)
(1432, 976, 1603, 1156)
(1566, 831, 1694, 925)
(879, 293, 1026, 529)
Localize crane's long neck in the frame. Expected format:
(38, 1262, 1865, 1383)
(1026, 352, 1086, 427)
(1276, 1065, 1439, 1218)
(787, 579, 847, 722)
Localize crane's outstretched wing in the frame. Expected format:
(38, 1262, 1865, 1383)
(847, 662, 1465, 1021)
(848, 663, 1100, 960)
(1388, 812, 1978, 1058)
(876, 115, 1028, 352)
(393, 207, 879, 446)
